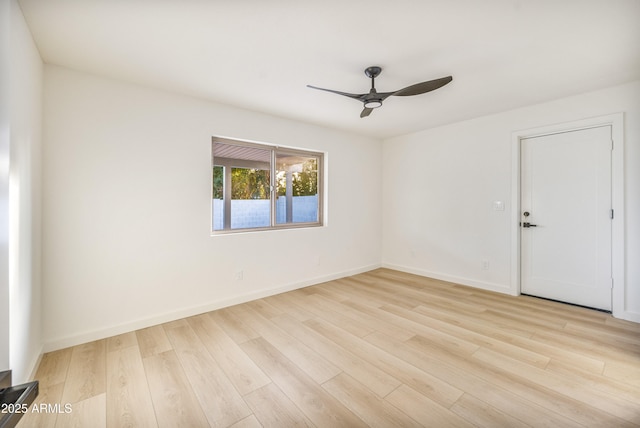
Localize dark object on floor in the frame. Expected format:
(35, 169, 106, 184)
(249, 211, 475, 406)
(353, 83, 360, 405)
(0, 372, 39, 428)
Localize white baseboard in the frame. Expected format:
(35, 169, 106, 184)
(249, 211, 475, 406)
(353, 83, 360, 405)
(618, 309, 640, 323)
(26, 345, 44, 382)
(381, 263, 516, 295)
(383, 263, 639, 324)
(43, 263, 381, 353)
(38, 262, 639, 355)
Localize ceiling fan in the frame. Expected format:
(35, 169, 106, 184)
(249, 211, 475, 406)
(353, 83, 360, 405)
(307, 66, 452, 118)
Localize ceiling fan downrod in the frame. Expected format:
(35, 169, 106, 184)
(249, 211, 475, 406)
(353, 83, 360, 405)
(365, 66, 382, 90)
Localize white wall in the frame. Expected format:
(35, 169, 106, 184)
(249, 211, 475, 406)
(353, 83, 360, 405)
(382, 81, 640, 322)
(1, 0, 43, 384)
(36, 54, 640, 350)
(42, 65, 382, 350)
(0, 0, 11, 374)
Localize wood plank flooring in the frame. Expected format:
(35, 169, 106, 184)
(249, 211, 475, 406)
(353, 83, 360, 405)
(18, 269, 640, 427)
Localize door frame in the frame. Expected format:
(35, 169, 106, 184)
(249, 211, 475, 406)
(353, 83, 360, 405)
(510, 113, 625, 319)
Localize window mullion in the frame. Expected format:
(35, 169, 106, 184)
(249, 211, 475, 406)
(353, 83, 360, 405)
(223, 165, 232, 229)
(270, 149, 276, 227)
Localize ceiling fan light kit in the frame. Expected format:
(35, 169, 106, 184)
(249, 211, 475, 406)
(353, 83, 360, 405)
(363, 100, 383, 109)
(307, 66, 452, 118)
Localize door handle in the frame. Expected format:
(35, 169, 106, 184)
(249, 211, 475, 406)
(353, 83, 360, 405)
(522, 222, 537, 228)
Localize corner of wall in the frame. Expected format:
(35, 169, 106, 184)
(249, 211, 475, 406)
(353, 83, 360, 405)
(8, 0, 44, 384)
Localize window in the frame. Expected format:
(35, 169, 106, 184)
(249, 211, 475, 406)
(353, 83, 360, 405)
(212, 137, 323, 233)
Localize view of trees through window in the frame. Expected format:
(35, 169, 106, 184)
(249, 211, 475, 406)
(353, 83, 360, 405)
(277, 158, 318, 197)
(212, 159, 318, 200)
(212, 167, 270, 200)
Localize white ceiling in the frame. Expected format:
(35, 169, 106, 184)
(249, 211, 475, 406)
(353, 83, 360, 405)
(17, 0, 640, 139)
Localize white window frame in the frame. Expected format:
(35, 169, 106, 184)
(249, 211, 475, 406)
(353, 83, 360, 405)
(211, 136, 324, 234)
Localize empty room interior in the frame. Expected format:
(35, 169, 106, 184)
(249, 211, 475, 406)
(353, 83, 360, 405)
(2, 0, 640, 426)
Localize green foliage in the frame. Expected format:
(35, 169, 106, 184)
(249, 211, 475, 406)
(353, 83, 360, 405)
(213, 166, 223, 199)
(277, 159, 318, 197)
(212, 158, 317, 200)
(212, 166, 270, 200)
(232, 167, 270, 199)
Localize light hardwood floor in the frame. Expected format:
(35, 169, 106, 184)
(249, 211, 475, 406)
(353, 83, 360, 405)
(18, 269, 640, 427)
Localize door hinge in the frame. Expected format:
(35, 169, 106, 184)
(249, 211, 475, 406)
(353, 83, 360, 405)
(611, 209, 614, 219)
(611, 139, 614, 150)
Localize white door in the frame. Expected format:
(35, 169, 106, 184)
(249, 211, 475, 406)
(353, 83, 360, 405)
(521, 126, 612, 310)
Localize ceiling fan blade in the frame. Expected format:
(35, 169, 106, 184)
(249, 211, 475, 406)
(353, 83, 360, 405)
(306, 85, 365, 100)
(373, 91, 397, 102)
(392, 76, 453, 97)
(360, 107, 373, 118)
